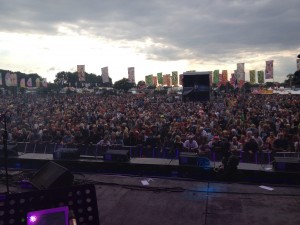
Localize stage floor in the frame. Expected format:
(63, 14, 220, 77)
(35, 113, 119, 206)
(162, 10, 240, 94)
(1, 173, 300, 225)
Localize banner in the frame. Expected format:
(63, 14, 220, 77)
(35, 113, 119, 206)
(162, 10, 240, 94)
(213, 70, 219, 84)
(27, 78, 32, 87)
(42, 78, 48, 88)
(230, 73, 238, 89)
(265, 60, 273, 79)
(179, 74, 183, 85)
(101, 67, 110, 83)
(157, 72, 163, 85)
(171, 71, 178, 86)
(258, 71, 264, 84)
(77, 65, 85, 82)
(128, 67, 135, 83)
(20, 78, 26, 88)
(236, 63, 245, 81)
(145, 75, 153, 86)
(5, 72, 17, 86)
(297, 59, 300, 71)
(35, 78, 40, 88)
(250, 70, 256, 84)
(152, 76, 157, 86)
(163, 74, 171, 86)
(221, 70, 228, 85)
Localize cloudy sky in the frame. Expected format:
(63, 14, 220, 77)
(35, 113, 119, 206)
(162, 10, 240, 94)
(0, 0, 299, 83)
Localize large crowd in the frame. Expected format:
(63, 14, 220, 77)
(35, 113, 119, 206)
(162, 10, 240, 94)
(1, 91, 300, 157)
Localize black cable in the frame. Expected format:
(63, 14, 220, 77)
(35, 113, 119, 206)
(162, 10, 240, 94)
(204, 182, 210, 225)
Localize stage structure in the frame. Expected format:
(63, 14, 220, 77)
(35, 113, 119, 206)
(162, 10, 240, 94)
(182, 71, 211, 102)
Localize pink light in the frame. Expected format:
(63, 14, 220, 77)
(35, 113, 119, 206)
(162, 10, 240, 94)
(29, 215, 38, 223)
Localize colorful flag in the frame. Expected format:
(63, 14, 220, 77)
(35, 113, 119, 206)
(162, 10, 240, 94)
(171, 71, 178, 86)
(128, 67, 135, 83)
(236, 63, 245, 82)
(258, 71, 264, 84)
(77, 65, 85, 82)
(265, 60, 273, 79)
(101, 67, 110, 83)
(42, 78, 48, 88)
(35, 78, 40, 88)
(157, 72, 163, 85)
(163, 74, 171, 86)
(20, 78, 26, 88)
(213, 70, 219, 84)
(152, 76, 157, 86)
(27, 78, 32, 87)
(221, 70, 228, 85)
(179, 74, 183, 85)
(230, 73, 238, 89)
(145, 75, 153, 86)
(250, 70, 256, 84)
(5, 72, 17, 86)
(297, 59, 300, 71)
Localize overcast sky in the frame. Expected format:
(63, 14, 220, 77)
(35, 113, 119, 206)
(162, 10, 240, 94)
(0, 0, 299, 83)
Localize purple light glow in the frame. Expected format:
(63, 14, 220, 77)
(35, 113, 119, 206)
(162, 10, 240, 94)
(29, 215, 37, 223)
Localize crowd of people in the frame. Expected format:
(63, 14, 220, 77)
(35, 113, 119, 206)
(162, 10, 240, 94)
(0, 91, 300, 161)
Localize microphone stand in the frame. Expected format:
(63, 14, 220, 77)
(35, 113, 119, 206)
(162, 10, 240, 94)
(1, 112, 10, 194)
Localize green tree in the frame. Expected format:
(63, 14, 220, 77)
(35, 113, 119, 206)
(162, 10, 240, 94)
(285, 73, 294, 87)
(113, 78, 135, 91)
(137, 80, 146, 89)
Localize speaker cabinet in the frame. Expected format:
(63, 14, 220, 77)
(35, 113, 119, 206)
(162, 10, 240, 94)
(273, 157, 300, 172)
(30, 161, 74, 190)
(53, 148, 80, 160)
(104, 150, 130, 162)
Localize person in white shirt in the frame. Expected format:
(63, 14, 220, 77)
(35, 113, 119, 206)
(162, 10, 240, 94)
(183, 135, 199, 153)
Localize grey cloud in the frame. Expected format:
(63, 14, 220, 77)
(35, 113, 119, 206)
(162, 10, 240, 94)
(0, 0, 299, 73)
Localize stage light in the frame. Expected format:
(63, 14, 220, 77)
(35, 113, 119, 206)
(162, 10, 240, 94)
(29, 215, 38, 223)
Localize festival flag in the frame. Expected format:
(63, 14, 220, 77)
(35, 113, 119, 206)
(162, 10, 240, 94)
(230, 73, 238, 89)
(42, 78, 48, 88)
(297, 59, 300, 71)
(35, 78, 40, 88)
(152, 76, 157, 86)
(163, 74, 171, 86)
(5, 72, 17, 86)
(0, 73, 2, 85)
(20, 78, 26, 88)
(128, 67, 135, 83)
(258, 71, 264, 84)
(236, 63, 245, 81)
(77, 65, 85, 82)
(171, 71, 178, 86)
(27, 78, 32, 87)
(221, 70, 228, 85)
(265, 60, 273, 79)
(157, 72, 163, 85)
(250, 70, 256, 84)
(145, 75, 153, 86)
(101, 66, 110, 83)
(179, 74, 183, 85)
(213, 70, 219, 84)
